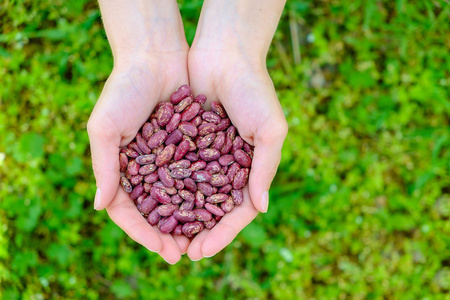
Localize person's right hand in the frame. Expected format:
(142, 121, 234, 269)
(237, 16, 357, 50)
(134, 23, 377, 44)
(87, 0, 191, 264)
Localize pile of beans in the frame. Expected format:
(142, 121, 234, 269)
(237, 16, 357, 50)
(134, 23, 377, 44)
(119, 85, 253, 238)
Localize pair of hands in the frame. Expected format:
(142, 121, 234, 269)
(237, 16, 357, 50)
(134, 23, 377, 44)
(87, 0, 288, 264)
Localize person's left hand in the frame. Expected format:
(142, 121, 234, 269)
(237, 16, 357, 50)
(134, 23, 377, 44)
(185, 48, 288, 260)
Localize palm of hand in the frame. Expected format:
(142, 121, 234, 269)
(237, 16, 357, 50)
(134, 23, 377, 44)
(88, 53, 190, 264)
(184, 51, 287, 260)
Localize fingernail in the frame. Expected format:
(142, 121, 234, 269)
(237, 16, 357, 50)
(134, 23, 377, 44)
(261, 190, 269, 213)
(146, 247, 160, 254)
(94, 188, 101, 210)
(204, 253, 216, 258)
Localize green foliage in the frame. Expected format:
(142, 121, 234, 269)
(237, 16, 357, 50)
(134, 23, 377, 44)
(1, 0, 449, 299)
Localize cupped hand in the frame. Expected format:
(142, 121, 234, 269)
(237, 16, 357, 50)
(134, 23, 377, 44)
(87, 53, 191, 264)
(186, 49, 288, 260)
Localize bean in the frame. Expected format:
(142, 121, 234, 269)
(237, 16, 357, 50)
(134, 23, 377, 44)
(182, 221, 204, 236)
(160, 215, 178, 234)
(120, 177, 132, 193)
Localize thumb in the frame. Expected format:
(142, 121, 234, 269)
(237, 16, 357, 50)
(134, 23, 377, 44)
(248, 121, 288, 213)
(87, 114, 121, 210)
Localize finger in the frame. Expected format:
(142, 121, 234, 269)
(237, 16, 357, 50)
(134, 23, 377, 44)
(200, 188, 258, 257)
(87, 112, 122, 210)
(172, 234, 191, 255)
(186, 229, 210, 261)
(156, 231, 182, 264)
(106, 189, 163, 253)
(249, 120, 288, 213)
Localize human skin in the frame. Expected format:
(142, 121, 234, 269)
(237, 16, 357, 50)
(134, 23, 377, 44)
(88, 0, 288, 263)
(186, 0, 288, 260)
(87, 0, 190, 264)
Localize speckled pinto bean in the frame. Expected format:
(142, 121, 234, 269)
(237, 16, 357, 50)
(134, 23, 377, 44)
(123, 148, 139, 158)
(204, 218, 217, 230)
(218, 154, 235, 166)
(170, 168, 192, 179)
(173, 209, 196, 223)
(234, 149, 252, 168)
(232, 136, 244, 152)
(197, 182, 214, 197)
(178, 189, 195, 202)
(210, 174, 229, 187)
(127, 159, 140, 175)
(220, 197, 235, 213)
(194, 94, 207, 106)
(232, 168, 249, 190)
(165, 129, 183, 146)
(130, 175, 144, 186)
(205, 203, 225, 217)
(169, 159, 191, 170)
(170, 84, 191, 105)
(174, 139, 190, 161)
(198, 123, 217, 136)
(157, 166, 174, 188)
(119, 85, 256, 239)
(139, 196, 158, 215)
(220, 137, 233, 155)
(130, 183, 144, 200)
(211, 102, 227, 118)
(191, 170, 213, 183)
(185, 152, 199, 162)
(227, 162, 240, 182)
(144, 172, 159, 183)
(119, 153, 128, 172)
(183, 178, 197, 193)
(136, 133, 151, 154)
(143, 183, 152, 193)
(136, 193, 148, 205)
(205, 161, 221, 174)
(193, 208, 212, 222)
(156, 103, 174, 127)
(174, 179, 184, 190)
(174, 96, 193, 113)
(147, 130, 167, 149)
(231, 189, 244, 205)
(190, 115, 203, 127)
(165, 113, 181, 133)
(138, 164, 157, 175)
(171, 194, 183, 205)
(147, 209, 161, 226)
(180, 200, 194, 211)
(194, 191, 205, 207)
(218, 184, 232, 194)
(150, 187, 171, 204)
(157, 203, 179, 216)
(136, 154, 156, 165)
(198, 148, 220, 161)
(159, 215, 178, 234)
(216, 118, 231, 131)
(178, 122, 198, 138)
(206, 193, 229, 204)
(196, 133, 216, 149)
(181, 103, 201, 121)
(156, 144, 176, 166)
(182, 221, 204, 236)
(202, 111, 221, 124)
(120, 177, 133, 193)
(153, 181, 177, 195)
(173, 224, 183, 235)
(142, 122, 154, 141)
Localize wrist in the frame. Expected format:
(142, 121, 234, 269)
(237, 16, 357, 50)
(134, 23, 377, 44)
(99, 0, 189, 63)
(191, 0, 285, 61)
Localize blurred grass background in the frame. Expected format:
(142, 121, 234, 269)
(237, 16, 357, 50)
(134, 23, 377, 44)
(1, 0, 449, 299)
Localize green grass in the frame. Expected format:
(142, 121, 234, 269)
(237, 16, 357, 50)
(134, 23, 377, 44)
(1, 0, 449, 299)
